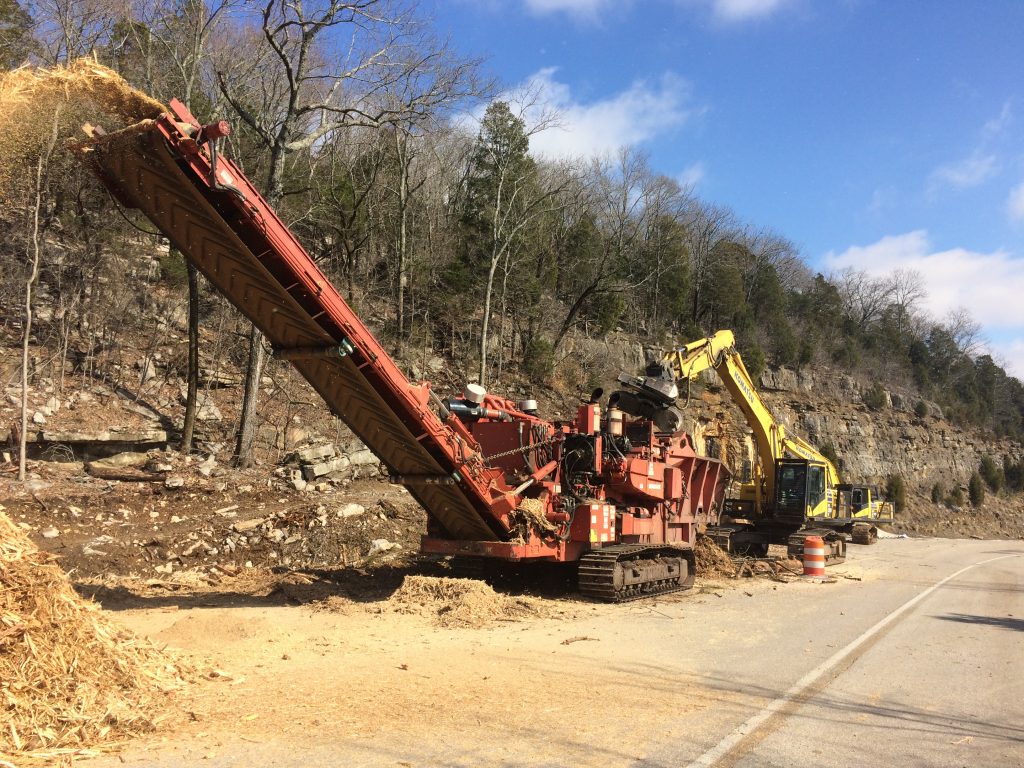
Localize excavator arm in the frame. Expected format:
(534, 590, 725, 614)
(661, 330, 841, 513)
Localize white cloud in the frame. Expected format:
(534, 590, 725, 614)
(928, 152, 998, 192)
(1000, 339, 1024, 380)
(677, 162, 706, 189)
(1007, 182, 1024, 223)
(982, 99, 1013, 140)
(823, 230, 1024, 378)
(927, 103, 1015, 195)
(522, 0, 617, 18)
(707, 0, 792, 22)
(510, 68, 699, 160)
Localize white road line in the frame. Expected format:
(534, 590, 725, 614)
(685, 552, 1022, 768)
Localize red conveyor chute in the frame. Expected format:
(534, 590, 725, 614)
(74, 100, 510, 542)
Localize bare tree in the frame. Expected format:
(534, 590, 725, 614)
(379, 44, 488, 344)
(306, 126, 386, 300)
(413, 126, 474, 357)
(636, 180, 689, 334)
(215, 0, 484, 465)
(683, 201, 737, 326)
(131, 0, 236, 454)
(835, 267, 894, 332)
(31, 0, 120, 63)
(740, 227, 803, 301)
(553, 148, 677, 349)
(945, 307, 983, 357)
(18, 109, 61, 481)
(888, 267, 926, 337)
(127, 0, 234, 101)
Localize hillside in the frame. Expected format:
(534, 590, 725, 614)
(4, 314, 1023, 546)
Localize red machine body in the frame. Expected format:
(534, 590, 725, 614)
(422, 399, 730, 566)
(74, 100, 730, 599)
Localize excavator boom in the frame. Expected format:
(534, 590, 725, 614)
(663, 330, 844, 511)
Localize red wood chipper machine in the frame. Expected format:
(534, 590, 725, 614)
(73, 100, 730, 601)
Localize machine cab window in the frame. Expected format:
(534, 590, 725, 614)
(808, 464, 826, 510)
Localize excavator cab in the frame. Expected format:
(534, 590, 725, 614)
(834, 484, 894, 522)
(774, 459, 831, 524)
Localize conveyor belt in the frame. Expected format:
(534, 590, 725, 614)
(84, 122, 496, 542)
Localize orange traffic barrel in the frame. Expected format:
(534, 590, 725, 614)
(802, 535, 826, 578)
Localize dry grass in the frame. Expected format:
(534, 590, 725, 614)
(388, 575, 548, 628)
(0, 511, 189, 764)
(693, 535, 737, 578)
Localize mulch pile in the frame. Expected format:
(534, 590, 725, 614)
(388, 575, 548, 628)
(693, 535, 738, 578)
(0, 510, 188, 764)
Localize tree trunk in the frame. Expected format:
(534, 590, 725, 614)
(19, 150, 48, 481)
(554, 282, 599, 352)
(85, 463, 162, 482)
(234, 143, 286, 467)
(396, 132, 409, 343)
(180, 258, 200, 453)
(478, 248, 502, 386)
(497, 254, 511, 381)
(234, 324, 267, 467)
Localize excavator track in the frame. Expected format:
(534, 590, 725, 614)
(851, 523, 878, 545)
(577, 545, 695, 602)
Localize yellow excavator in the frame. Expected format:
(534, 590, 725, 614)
(657, 330, 894, 560)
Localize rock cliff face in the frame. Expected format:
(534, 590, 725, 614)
(703, 364, 1024, 492)
(553, 336, 1022, 495)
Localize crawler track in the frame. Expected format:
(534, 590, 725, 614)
(578, 545, 695, 602)
(851, 523, 878, 545)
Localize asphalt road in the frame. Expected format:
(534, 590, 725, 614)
(647, 538, 1024, 768)
(92, 537, 1024, 768)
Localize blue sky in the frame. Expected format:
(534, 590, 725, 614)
(427, 0, 1024, 377)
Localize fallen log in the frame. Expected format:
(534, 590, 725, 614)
(84, 462, 163, 482)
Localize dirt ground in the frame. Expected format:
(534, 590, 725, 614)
(83, 591, 718, 768)
(61, 544, 879, 768)
(61, 559, 789, 768)
(5, 452, 1021, 587)
(1, 459, 428, 581)
(2, 451, 1021, 766)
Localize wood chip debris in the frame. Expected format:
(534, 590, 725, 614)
(560, 635, 599, 645)
(387, 575, 548, 628)
(0, 509, 190, 763)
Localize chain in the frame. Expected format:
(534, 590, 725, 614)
(482, 434, 564, 464)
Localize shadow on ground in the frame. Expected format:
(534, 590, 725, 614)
(75, 557, 584, 612)
(935, 611, 1024, 632)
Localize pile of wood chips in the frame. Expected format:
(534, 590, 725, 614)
(693, 535, 738, 578)
(0, 510, 188, 764)
(0, 57, 166, 191)
(388, 575, 547, 628)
